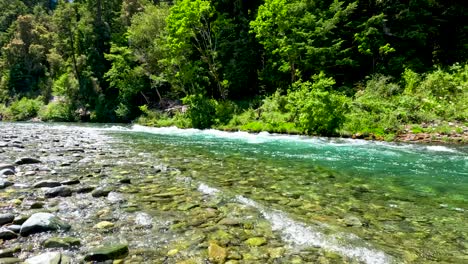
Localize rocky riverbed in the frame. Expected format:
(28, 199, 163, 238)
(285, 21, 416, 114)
(1, 122, 467, 264)
(0, 123, 360, 264)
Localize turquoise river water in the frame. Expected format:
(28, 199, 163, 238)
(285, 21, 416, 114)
(1, 123, 467, 263)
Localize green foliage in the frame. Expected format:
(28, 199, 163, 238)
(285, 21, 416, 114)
(3, 97, 44, 120)
(53, 73, 79, 98)
(215, 100, 238, 125)
(251, 0, 357, 87)
(39, 100, 77, 121)
(183, 94, 217, 129)
(137, 105, 191, 128)
(287, 74, 348, 135)
(343, 65, 468, 136)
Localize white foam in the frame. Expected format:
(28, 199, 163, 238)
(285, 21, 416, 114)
(197, 183, 220, 195)
(236, 195, 393, 264)
(426, 145, 458, 153)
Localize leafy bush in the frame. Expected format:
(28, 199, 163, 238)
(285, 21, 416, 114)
(53, 73, 79, 98)
(183, 94, 217, 129)
(287, 74, 348, 135)
(137, 105, 191, 128)
(39, 101, 77, 121)
(5, 97, 45, 121)
(215, 100, 238, 125)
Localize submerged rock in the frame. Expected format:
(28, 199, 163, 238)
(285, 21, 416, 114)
(14, 157, 41, 165)
(84, 244, 129, 261)
(45, 186, 72, 198)
(93, 221, 114, 229)
(44, 237, 81, 249)
(20, 213, 71, 236)
(134, 212, 153, 228)
(343, 215, 362, 227)
(33, 180, 61, 188)
(208, 242, 227, 263)
(245, 237, 267, 247)
(24, 252, 61, 264)
(76, 186, 95, 193)
(119, 178, 131, 184)
(91, 188, 111, 198)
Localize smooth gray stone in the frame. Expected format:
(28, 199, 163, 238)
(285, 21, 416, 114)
(4, 225, 21, 233)
(0, 214, 14, 226)
(20, 213, 71, 236)
(33, 180, 61, 188)
(45, 186, 72, 198)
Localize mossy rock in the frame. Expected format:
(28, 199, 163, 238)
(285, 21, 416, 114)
(84, 244, 129, 262)
(44, 237, 81, 249)
(245, 237, 267, 247)
(208, 242, 227, 263)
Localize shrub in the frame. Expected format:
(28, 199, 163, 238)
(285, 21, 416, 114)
(6, 97, 44, 121)
(215, 100, 238, 125)
(39, 101, 77, 121)
(287, 74, 348, 135)
(183, 94, 217, 129)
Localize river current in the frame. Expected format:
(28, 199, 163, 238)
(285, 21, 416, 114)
(1, 122, 467, 263)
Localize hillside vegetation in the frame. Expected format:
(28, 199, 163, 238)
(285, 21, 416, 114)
(0, 0, 467, 140)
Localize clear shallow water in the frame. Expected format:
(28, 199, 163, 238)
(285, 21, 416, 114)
(103, 124, 468, 263)
(2, 123, 467, 263)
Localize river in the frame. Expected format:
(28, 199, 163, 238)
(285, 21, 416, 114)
(1, 122, 467, 263)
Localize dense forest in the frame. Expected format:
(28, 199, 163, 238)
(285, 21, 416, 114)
(0, 0, 467, 139)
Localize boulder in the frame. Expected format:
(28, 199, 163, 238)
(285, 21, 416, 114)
(24, 252, 61, 264)
(33, 180, 61, 188)
(0, 213, 15, 226)
(0, 228, 18, 240)
(84, 244, 129, 261)
(20, 213, 71, 236)
(14, 157, 41, 165)
(45, 186, 72, 198)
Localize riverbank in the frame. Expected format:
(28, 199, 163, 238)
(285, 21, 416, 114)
(136, 111, 468, 144)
